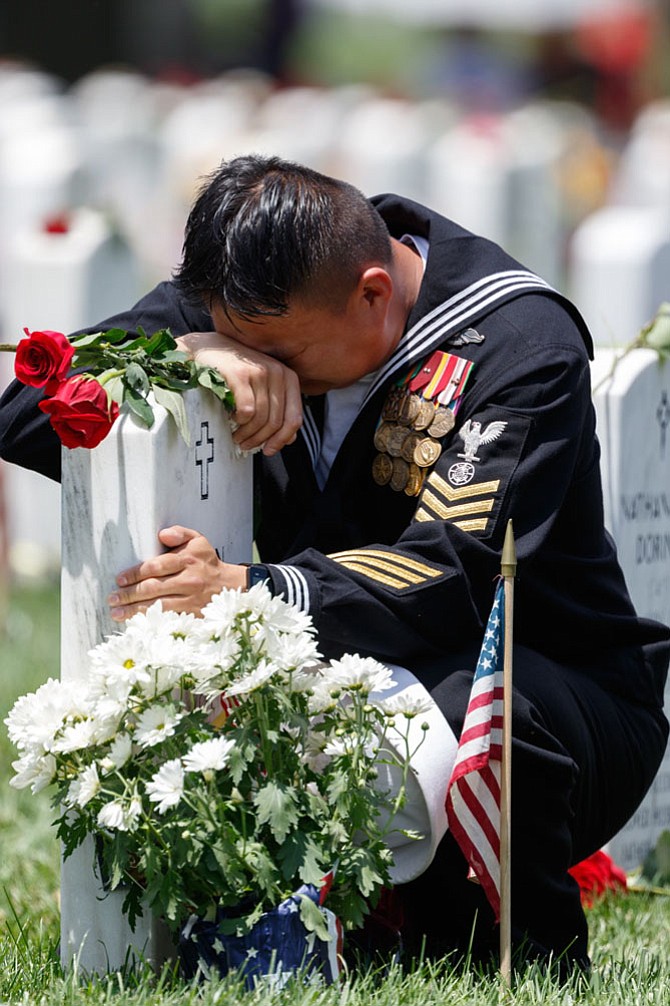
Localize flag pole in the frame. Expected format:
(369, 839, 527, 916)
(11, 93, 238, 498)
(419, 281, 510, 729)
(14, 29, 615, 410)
(499, 519, 516, 985)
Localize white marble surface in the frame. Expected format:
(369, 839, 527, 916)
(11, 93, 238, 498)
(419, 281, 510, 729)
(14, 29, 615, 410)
(3, 207, 139, 340)
(60, 389, 252, 972)
(570, 206, 670, 347)
(592, 347, 670, 870)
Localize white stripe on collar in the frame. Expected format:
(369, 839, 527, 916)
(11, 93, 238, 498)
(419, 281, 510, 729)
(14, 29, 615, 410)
(299, 268, 552, 466)
(362, 269, 552, 410)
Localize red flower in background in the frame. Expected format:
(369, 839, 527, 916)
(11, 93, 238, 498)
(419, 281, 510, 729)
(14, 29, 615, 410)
(15, 329, 75, 395)
(38, 376, 119, 450)
(568, 850, 627, 908)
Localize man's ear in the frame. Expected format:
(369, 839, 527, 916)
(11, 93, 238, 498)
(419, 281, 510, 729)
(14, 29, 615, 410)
(357, 266, 393, 312)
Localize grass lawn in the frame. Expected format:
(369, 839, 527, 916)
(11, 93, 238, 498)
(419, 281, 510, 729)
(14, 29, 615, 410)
(1, 582, 669, 1004)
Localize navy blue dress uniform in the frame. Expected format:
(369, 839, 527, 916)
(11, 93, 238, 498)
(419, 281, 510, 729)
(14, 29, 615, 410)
(2, 194, 669, 972)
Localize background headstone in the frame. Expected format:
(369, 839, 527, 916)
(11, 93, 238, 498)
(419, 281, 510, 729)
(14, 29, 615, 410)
(0, 208, 139, 580)
(592, 347, 670, 870)
(60, 390, 253, 972)
(570, 206, 670, 347)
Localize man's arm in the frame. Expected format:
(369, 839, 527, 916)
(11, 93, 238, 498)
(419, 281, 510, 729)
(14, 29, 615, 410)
(0, 280, 302, 479)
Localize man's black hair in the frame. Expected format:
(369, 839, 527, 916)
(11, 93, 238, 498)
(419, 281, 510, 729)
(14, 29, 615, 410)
(174, 154, 392, 319)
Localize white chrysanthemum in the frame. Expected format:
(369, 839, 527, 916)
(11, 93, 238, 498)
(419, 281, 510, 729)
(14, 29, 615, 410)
(183, 737, 235, 774)
(139, 652, 189, 700)
(67, 763, 101, 807)
(88, 633, 151, 688)
(263, 594, 316, 636)
(9, 752, 56, 793)
(90, 712, 124, 746)
(188, 635, 240, 689)
(99, 732, 132, 773)
(327, 654, 395, 695)
(91, 694, 131, 725)
(288, 666, 325, 693)
(262, 629, 321, 672)
(146, 759, 184, 813)
(199, 586, 260, 632)
(97, 799, 139, 831)
(299, 731, 331, 773)
(5, 678, 91, 753)
(380, 692, 434, 719)
(125, 795, 143, 830)
(133, 704, 183, 748)
(306, 678, 340, 714)
(124, 601, 197, 641)
(51, 716, 98, 754)
(323, 731, 379, 760)
(225, 660, 278, 697)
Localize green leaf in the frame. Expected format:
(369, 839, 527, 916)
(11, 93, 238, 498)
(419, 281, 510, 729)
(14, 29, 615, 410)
(252, 781, 299, 844)
(124, 362, 150, 393)
(142, 327, 177, 356)
(102, 374, 125, 405)
(70, 328, 128, 348)
(123, 385, 155, 427)
(298, 895, 331, 942)
(196, 366, 235, 409)
(152, 384, 191, 444)
(642, 303, 670, 353)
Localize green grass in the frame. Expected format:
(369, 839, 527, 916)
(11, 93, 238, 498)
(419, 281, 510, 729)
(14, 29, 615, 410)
(1, 583, 670, 1004)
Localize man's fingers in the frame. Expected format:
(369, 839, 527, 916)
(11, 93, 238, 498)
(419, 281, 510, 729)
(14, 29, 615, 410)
(236, 367, 303, 454)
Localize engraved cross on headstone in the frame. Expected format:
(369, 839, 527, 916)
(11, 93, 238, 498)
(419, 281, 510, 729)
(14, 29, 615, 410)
(195, 421, 215, 499)
(657, 391, 670, 457)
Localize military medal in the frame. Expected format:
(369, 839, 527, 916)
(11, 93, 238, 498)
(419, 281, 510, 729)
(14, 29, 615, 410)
(427, 406, 455, 438)
(413, 398, 436, 430)
(373, 422, 393, 453)
(372, 453, 393, 485)
(372, 350, 475, 491)
(386, 424, 410, 457)
(401, 431, 423, 464)
(404, 462, 425, 497)
(397, 393, 421, 426)
(382, 387, 403, 421)
(413, 437, 442, 467)
(390, 457, 410, 492)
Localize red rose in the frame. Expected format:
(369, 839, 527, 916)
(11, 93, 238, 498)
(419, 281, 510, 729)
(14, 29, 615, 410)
(568, 850, 627, 908)
(15, 328, 75, 395)
(38, 376, 119, 449)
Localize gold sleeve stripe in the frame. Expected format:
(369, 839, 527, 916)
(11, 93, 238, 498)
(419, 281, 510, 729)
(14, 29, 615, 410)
(414, 508, 432, 522)
(428, 471, 500, 500)
(421, 489, 495, 521)
(335, 555, 425, 584)
(329, 548, 442, 579)
(453, 518, 490, 531)
(335, 560, 408, 589)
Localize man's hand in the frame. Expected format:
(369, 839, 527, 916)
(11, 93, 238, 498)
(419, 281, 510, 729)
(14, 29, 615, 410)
(177, 332, 303, 456)
(108, 526, 247, 621)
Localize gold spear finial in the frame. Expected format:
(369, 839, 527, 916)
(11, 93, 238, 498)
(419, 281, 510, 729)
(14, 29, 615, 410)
(501, 519, 516, 578)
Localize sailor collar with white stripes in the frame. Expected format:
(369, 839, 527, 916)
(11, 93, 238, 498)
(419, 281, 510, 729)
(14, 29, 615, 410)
(298, 267, 553, 470)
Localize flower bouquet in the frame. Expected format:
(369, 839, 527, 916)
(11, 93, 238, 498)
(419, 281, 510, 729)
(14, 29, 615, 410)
(2, 326, 233, 449)
(5, 584, 428, 986)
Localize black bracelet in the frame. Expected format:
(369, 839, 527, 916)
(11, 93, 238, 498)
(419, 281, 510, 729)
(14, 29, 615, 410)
(246, 564, 270, 590)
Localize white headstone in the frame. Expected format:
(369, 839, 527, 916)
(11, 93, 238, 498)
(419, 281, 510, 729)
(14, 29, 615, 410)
(426, 105, 564, 284)
(592, 347, 670, 870)
(569, 206, 670, 347)
(611, 100, 670, 215)
(60, 390, 253, 972)
(0, 208, 140, 581)
(337, 96, 440, 204)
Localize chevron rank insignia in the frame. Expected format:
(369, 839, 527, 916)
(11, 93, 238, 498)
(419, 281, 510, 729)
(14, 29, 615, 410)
(328, 548, 444, 592)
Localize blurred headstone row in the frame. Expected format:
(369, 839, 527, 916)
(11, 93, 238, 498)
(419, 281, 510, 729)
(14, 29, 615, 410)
(0, 59, 668, 581)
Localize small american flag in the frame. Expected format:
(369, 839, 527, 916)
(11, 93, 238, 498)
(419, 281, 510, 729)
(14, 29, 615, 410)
(445, 579, 505, 919)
